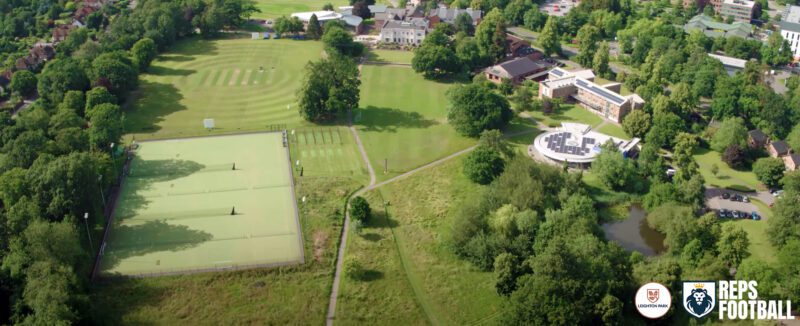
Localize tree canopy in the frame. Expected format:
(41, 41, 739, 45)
(447, 83, 513, 137)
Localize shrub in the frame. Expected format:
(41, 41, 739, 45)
(350, 196, 371, 223)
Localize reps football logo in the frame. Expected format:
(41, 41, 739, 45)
(683, 281, 716, 318)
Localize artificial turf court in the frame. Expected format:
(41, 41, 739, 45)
(99, 132, 303, 276)
(125, 36, 322, 140)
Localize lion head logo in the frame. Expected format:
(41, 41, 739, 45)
(685, 288, 714, 318)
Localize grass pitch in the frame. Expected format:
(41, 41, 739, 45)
(125, 36, 323, 140)
(251, 0, 348, 19)
(100, 132, 302, 276)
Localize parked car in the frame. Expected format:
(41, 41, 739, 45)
(732, 211, 741, 218)
(731, 194, 743, 202)
(722, 192, 731, 199)
(718, 209, 729, 218)
(751, 211, 761, 221)
(772, 190, 783, 197)
(742, 195, 749, 203)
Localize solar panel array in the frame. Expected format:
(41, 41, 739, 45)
(575, 79, 626, 105)
(543, 132, 596, 157)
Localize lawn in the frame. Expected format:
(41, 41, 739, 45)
(725, 199, 776, 264)
(289, 126, 369, 184)
(100, 133, 302, 276)
(90, 176, 361, 324)
(596, 123, 629, 139)
(337, 159, 506, 325)
(527, 103, 604, 128)
(365, 49, 415, 64)
(251, 0, 348, 19)
(124, 35, 323, 140)
(356, 65, 476, 181)
(693, 147, 762, 191)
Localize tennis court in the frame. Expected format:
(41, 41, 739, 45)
(99, 132, 303, 276)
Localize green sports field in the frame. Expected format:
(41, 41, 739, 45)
(100, 132, 303, 276)
(252, 0, 348, 19)
(125, 36, 322, 140)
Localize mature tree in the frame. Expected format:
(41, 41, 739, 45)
(49, 109, 86, 132)
(722, 144, 747, 168)
(574, 25, 600, 67)
(767, 194, 800, 246)
(786, 124, 800, 151)
(350, 196, 371, 223)
(761, 31, 792, 67)
(463, 146, 505, 184)
(717, 224, 750, 268)
(523, 7, 547, 31)
(454, 12, 475, 35)
(592, 42, 611, 79)
(412, 32, 462, 78)
(90, 51, 139, 99)
(37, 58, 89, 104)
(456, 37, 486, 71)
(479, 129, 515, 158)
(85, 87, 117, 113)
(647, 204, 698, 253)
(494, 252, 520, 296)
(297, 55, 360, 121)
(503, 0, 532, 25)
(591, 141, 637, 191)
(274, 15, 304, 35)
(10, 70, 37, 97)
(130, 37, 157, 71)
(475, 9, 507, 62)
(711, 117, 748, 153)
(447, 83, 513, 137)
(87, 103, 124, 150)
(622, 110, 650, 138)
(306, 14, 322, 40)
(538, 16, 561, 56)
(322, 25, 364, 57)
(352, 1, 371, 19)
(510, 84, 534, 112)
(2, 130, 48, 169)
(322, 2, 334, 10)
(753, 157, 786, 188)
(645, 112, 684, 149)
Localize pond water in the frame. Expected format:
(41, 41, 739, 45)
(601, 205, 666, 256)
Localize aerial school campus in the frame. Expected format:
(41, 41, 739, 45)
(2, 0, 800, 324)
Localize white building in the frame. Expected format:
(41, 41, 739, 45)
(720, 0, 755, 22)
(780, 5, 800, 60)
(379, 19, 428, 45)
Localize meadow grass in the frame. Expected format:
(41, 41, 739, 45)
(693, 147, 761, 191)
(90, 176, 361, 324)
(356, 65, 476, 181)
(337, 159, 507, 325)
(124, 35, 323, 141)
(251, 0, 348, 19)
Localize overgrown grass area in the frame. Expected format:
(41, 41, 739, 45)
(90, 176, 361, 324)
(527, 104, 603, 129)
(693, 147, 761, 191)
(365, 49, 415, 64)
(356, 65, 476, 181)
(124, 36, 324, 141)
(251, 0, 348, 19)
(337, 160, 507, 325)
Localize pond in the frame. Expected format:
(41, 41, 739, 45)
(601, 205, 666, 256)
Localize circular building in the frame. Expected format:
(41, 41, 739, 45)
(531, 122, 640, 168)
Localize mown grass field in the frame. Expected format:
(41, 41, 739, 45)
(693, 148, 761, 191)
(356, 65, 476, 181)
(124, 35, 323, 140)
(727, 199, 776, 264)
(365, 49, 415, 64)
(90, 176, 361, 324)
(527, 104, 603, 129)
(251, 0, 348, 19)
(337, 159, 506, 325)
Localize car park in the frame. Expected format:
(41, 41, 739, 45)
(751, 211, 761, 220)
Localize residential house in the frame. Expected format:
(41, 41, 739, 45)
(374, 5, 423, 31)
(784, 153, 800, 171)
(539, 68, 645, 123)
(747, 129, 768, 149)
(720, 0, 755, 22)
(15, 43, 55, 71)
(779, 5, 800, 60)
(768, 140, 790, 158)
(427, 8, 482, 27)
(379, 19, 428, 45)
(52, 24, 75, 43)
(73, 5, 98, 27)
(484, 57, 548, 85)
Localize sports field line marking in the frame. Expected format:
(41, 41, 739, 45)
(241, 69, 252, 85)
(228, 69, 241, 86)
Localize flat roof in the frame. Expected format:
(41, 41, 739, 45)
(576, 78, 626, 105)
(723, 0, 755, 8)
(708, 53, 747, 69)
(532, 123, 638, 163)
